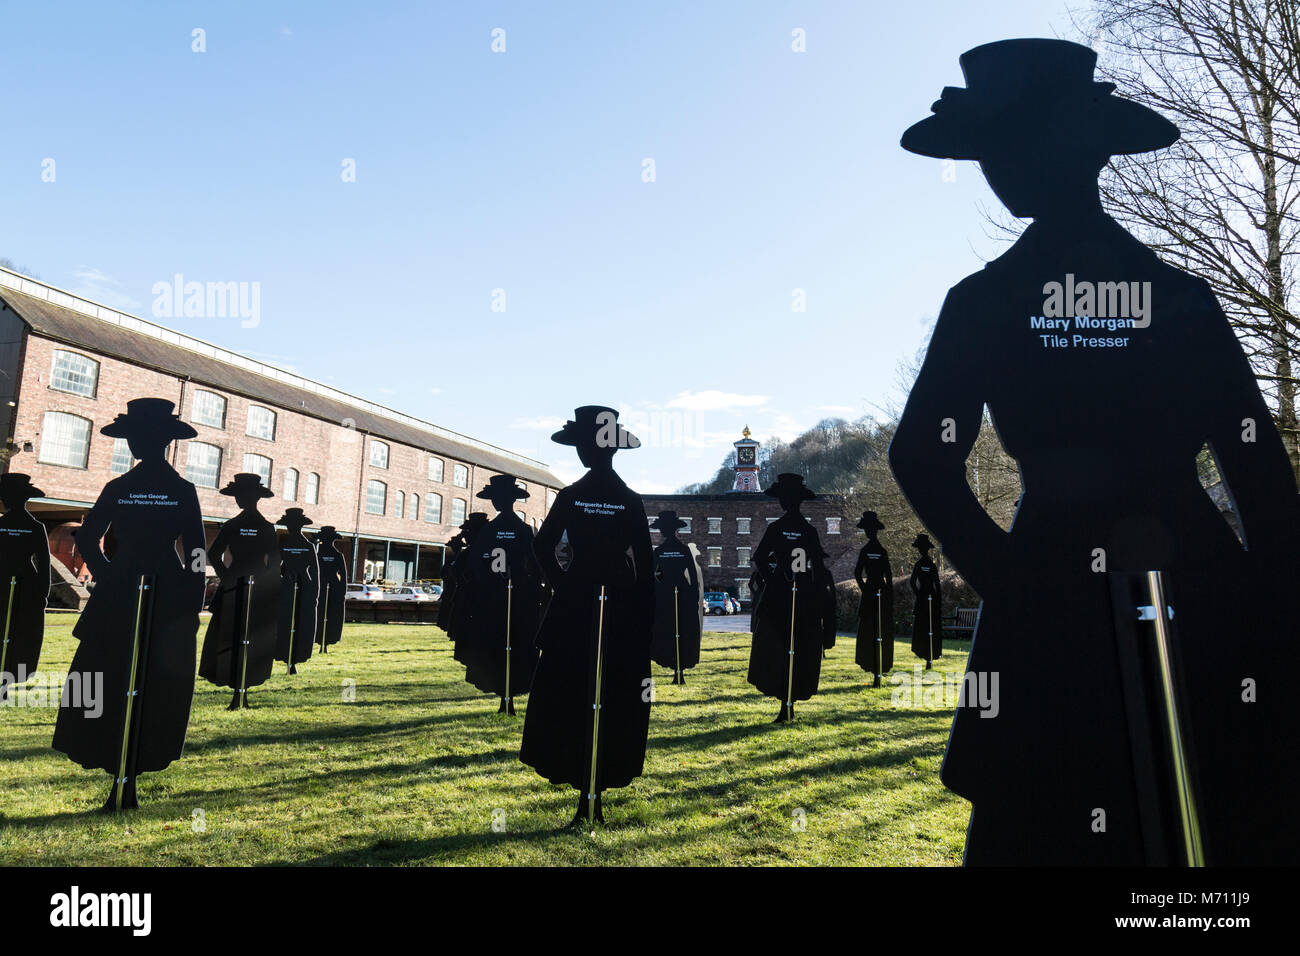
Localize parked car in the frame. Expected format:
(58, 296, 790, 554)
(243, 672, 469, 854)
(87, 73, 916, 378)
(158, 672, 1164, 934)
(386, 586, 436, 602)
(346, 584, 384, 602)
(703, 592, 732, 615)
(421, 584, 443, 600)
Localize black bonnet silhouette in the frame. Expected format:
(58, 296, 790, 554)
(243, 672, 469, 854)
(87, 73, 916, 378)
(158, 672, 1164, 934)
(314, 526, 347, 654)
(198, 473, 281, 710)
(456, 475, 543, 715)
(908, 533, 943, 669)
(649, 510, 702, 685)
(275, 507, 319, 675)
(52, 398, 206, 811)
(0, 474, 51, 698)
(890, 38, 1300, 865)
(519, 406, 653, 826)
(745, 473, 837, 723)
(853, 510, 893, 687)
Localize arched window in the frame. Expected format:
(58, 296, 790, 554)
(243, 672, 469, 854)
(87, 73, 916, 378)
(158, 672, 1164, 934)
(246, 405, 277, 441)
(450, 497, 467, 524)
(366, 480, 387, 515)
(409, 493, 419, 521)
(394, 490, 405, 519)
(38, 411, 92, 468)
(283, 467, 299, 501)
(185, 441, 223, 488)
(50, 350, 99, 397)
(242, 453, 272, 486)
(425, 493, 442, 523)
(190, 390, 227, 428)
(428, 457, 444, 482)
(370, 439, 389, 469)
(305, 472, 320, 504)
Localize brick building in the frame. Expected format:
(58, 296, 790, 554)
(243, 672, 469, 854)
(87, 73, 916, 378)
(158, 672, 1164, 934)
(641, 429, 854, 605)
(0, 267, 561, 597)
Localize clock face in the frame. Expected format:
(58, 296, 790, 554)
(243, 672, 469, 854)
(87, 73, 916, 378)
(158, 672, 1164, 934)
(738, 446, 755, 465)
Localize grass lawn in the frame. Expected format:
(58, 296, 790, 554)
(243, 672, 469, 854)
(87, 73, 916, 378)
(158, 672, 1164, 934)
(1, 613, 971, 865)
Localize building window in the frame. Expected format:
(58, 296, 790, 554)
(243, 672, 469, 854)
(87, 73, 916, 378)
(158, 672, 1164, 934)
(186, 441, 223, 489)
(707, 517, 722, 534)
(49, 350, 99, 398)
(736, 578, 751, 602)
(394, 490, 405, 518)
(515, 510, 527, 522)
(451, 497, 467, 524)
(304, 472, 320, 505)
(109, 437, 134, 475)
(38, 411, 92, 468)
(452, 463, 469, 488)
(283, 467, 299, 501)
(243, 453, 272, 486)
(737, 547, 751, 568)
(425, 493, 442, 523)
(737, 517, 751, 535)
(366, 480, 387, 515)
(679, 517, 692, 534)
(410, 493, 419, 521)
(191, 390, 227, 429)
(246, 405, 277, 441)
(370, 439, 389, 469)
(428, 457, 444, 482)
(826, 517, 841, 535)
(707, 547, 722, 568)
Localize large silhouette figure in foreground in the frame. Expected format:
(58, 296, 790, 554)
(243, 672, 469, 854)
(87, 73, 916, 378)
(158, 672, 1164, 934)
(459, 475, 542, 714)
(853, 510, 893, 687)
(53, 399, 206, 810)
(198, 474, 281, 709)
(649, 511, 702, 684)
(0, 474, 51, 695)
(314, 526, 347, 653)
(520, 406, 653, 826)
(746, 474, 836, 723)
(908, 534, 942, 669)
(891, 38, 1300, 864)
(275, 508, 319, 674)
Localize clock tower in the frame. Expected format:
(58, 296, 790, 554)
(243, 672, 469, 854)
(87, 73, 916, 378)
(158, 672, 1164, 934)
(733, 426, 760, 492)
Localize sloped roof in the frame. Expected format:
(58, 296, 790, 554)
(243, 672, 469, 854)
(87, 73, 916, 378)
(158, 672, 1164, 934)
(0, 281, 561, 489)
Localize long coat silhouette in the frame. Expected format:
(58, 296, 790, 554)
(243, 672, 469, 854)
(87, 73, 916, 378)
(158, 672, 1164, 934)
(52, 399, 206, 808)
(519, 406, 653, 824)
(746, 474, 836, 720)
(649, 511, 702, 681)
(909, 534, 943, 666)
(853, 510, 894, 683)
(458, 476, 543, 710)
(198, 474, 281, 706)
(0, 474, 51, 686)
(891, 38, 1300, 864)
(275, 508, 319, 673)
(314, 526, 347, 651)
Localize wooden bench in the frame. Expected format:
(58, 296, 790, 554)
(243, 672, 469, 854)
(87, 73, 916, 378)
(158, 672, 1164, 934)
(945, 607, 979, 640)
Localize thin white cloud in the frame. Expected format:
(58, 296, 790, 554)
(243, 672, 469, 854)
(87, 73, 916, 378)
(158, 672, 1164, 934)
(69, 267, 140, 312)
(816, 404, 856, 415)
(509, 416, 566, 431)
(664, 390, 768, 412)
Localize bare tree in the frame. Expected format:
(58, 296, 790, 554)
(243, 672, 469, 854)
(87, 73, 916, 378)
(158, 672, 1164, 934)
(1084, 0, 1300, 478)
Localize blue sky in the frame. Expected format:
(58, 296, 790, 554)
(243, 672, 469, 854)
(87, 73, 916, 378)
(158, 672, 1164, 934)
(1, 0, 1079, 490)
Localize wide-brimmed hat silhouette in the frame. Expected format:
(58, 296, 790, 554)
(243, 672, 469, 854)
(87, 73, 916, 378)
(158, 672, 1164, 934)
(764, 473, 815, 501)
(316, 525, 341, 543)
(0, 473, 45, 502)
(476, 474, 529, 502)
(100, 397, 198, 441)
(220, 473, 274, 499)
(460, 512, 490, 534)
(650, 510, 687, 533)
(901, 38, 1179, 160)
(277, 508, 312, 528)
(551, 405, 640, 450)
(913, 533, 935, 551)
(857, 510, 885, 532)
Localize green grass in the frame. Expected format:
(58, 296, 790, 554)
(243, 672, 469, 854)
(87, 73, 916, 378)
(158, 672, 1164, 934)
(0, 613, 971, 865)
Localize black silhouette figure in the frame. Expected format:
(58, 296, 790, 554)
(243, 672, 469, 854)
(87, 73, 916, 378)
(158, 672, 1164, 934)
(275, 508, 319, 674)
(446, 512, 490, 646)
(649, 511, 702, 685)
(457, 475, 543, 715)
(745, 474, 837, 723)
(314, 526, 347, 653)
(198, 474, 281, 710)
(52, 398, 205, 811)
(853, 510, 894, 687)
(0, 474, 51, 698)
(435, 530, 468, 637)
(519, 406, 653, 826)
(891, 38, 1300, 864)
(908, 534, 943, 669)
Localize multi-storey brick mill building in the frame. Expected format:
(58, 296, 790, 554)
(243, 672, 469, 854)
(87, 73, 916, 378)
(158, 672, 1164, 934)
(0, 267, 562, 601)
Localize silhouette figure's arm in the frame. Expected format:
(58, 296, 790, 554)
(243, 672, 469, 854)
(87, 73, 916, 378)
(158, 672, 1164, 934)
(208, 524, 233, 578)
(684, 553, 699, 590)
(890, 287, 1005, 592)
(33, 529, 50, 595)
(179, 487, 207, 597)
(73, 495, 112, 581)
(854, 548, 868, 589)
(629, 504, 655, 612)
(910, 562, 922, 595)
(532, 498, 567, 587)
(750, 525, 778, 586)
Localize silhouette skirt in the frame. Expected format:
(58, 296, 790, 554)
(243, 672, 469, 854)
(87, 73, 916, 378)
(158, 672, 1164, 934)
(855, 585, 895, 675)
